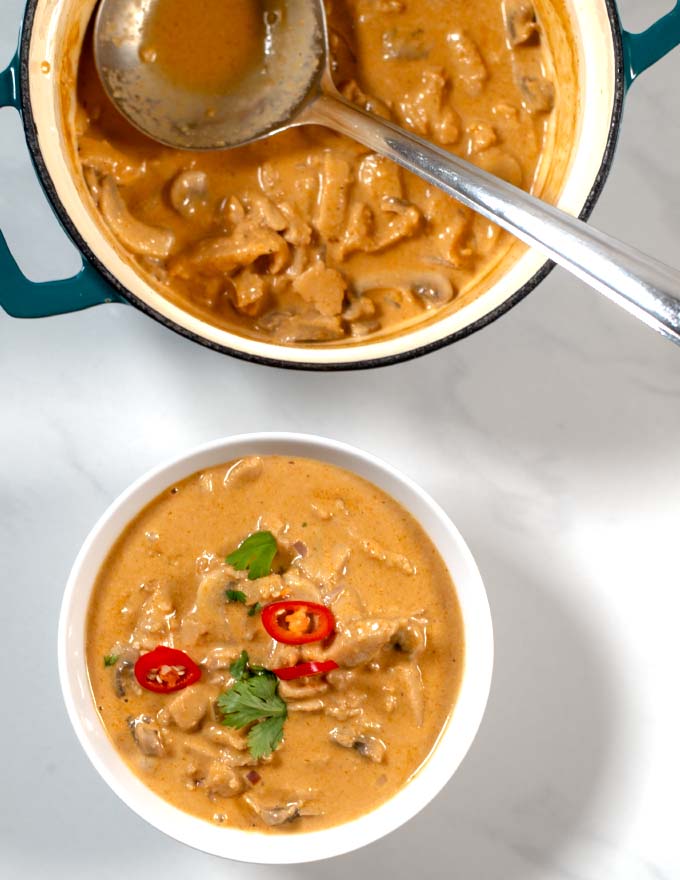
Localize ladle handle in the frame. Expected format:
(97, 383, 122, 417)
(304, 93, 680, 345)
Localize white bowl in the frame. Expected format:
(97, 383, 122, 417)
(58, 433, 493, 863)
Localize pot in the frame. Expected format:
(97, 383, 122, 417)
(58, 432, 494, 862)
(1, 0, 679, 370)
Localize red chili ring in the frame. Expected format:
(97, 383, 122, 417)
(261, 600, 335, 646)
(133, 645, 201, 694)
(273, 660, 339, 681)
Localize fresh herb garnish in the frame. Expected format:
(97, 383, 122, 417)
(229, 650, 249, 681)
(225, 588, 247, 604)
(103, 654, 118, 667)
(226, 531, 277, 580)
(219, 651, 287, 760)
(247, 601, 263, 618)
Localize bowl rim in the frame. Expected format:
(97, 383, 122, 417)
(19, 0, 625, 371)
(58, 432, 494, 863)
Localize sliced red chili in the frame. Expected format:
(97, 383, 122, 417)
(273, 660, 339, 681)
(261, 600, 335, 645)
(134, 645, 201, 694)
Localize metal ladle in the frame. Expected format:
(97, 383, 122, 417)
(95, 0, 680, 344)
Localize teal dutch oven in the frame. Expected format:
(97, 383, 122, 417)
(1, 0, 679, 370)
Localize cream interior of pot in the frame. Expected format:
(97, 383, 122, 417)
(28, 0, 617, 365)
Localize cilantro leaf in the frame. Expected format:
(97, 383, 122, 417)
(103, 654, 118, 667)
(226, 531, 277, 580)
(218, 674, 285, 728)
(225, 589, 247, 604)
(229, 650, 249, 681)
(217, 660, 288, 759)
(247, 601, 263, 618)
(248, 715, 285, 760)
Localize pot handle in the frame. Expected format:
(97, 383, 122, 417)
(623, 1, 680, 85)
(0, 48, 123, 318)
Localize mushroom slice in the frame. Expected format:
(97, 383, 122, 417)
(128, 715, 164, 757)
(100, 177, 176, 258)
(169, 170, 209, 218)
(518, 74, 555, 113)
(392, 618, 427, 656)
(243, 794, 307, 826)
(329, 724, 387, 763)
(355, 270, 454, 309)
(502, 0, 539, 47)
(113, 647, 140, 698)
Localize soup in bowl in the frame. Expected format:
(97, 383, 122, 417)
(59, 433, 493, 861)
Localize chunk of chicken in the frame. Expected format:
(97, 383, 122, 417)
(359, 538, 415, 574)
(259, 311, 345, 344)
(447, 32, 488, 97)
(167, 684, 210, 731)
(396, 661, 425, 727)
(358, 154, 404, 202)
(79, 137, 145, 185)
(205, 760, 245, 799)
(398, 68, 461, 145)
(100, 177, 175, 259)
(229, 270, 270, 316)
(327, 616, 426, 667)
(327, 618, 402, 667)
(315, 153, 352, 239)
(278, 679, 329, 700)
(224, 456, 263, 487)
(341, 80, 392, 120)
(292, 263, 348, 317)
(381, 27, 429, 61)
(170, 225, 289, 278)
(131, 582, 176, 649)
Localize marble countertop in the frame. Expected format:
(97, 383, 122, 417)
(1, 1, 679, 877)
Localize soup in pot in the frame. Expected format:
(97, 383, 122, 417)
(69, 0, 577, 345)
(86, 455, 465, 831)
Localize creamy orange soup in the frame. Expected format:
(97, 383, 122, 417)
(86, 455, 464, 831)
(69, 0, 577, 345)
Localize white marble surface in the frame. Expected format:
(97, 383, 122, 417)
(2, 1, 680, 877)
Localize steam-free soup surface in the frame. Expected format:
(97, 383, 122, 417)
(87, 456, 464, 831)
(140, 0, 266, 94)
(72, 0, 567, 345)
